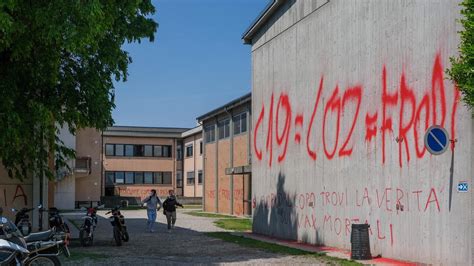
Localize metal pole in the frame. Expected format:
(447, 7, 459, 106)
(448, 139, 457, 212)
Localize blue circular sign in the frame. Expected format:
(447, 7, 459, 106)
(424, 126, 449, 155)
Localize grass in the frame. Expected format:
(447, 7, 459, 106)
(67, 251, 110, 261)
(214, 218, 252, 232)
(206, 232, 361, 266)
(185, 210, 235, 218)
(183, 204, 202, 209)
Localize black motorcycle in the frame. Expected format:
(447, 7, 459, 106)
(79, 205, 104, 247)
(11, 207, 34, 236)
(0, 216, 65, 265)
(105, 206, 129, 246)
(38, 205, 70, 234)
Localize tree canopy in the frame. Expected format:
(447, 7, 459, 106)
(0, 1, 158, 180)
(448, 0, 474, 108)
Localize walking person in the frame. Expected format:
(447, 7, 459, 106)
(162, 190, 183, 232)
(142, 189, 162, 232)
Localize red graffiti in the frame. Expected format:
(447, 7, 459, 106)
(253, 53, 460, 168)
(13, 185, 28, 205)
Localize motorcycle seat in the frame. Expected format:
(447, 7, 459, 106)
(24, 229, 54, 242)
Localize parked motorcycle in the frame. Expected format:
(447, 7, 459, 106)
(0, 216, 64, 265)
(38, 205, 70, 234)
(105, 206, 129, 246)
(11, 207, 34, 236)
(79, 205, 104, 247)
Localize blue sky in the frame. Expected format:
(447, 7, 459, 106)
(112, 0, 269, 128)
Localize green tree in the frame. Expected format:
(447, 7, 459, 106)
(448, 0, 474, 108)
(0, 1, 158, 180)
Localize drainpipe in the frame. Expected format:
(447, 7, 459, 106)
(246, 105, 252, 216)
(214, 117, 218, 213)
(225, 108, 234, 215)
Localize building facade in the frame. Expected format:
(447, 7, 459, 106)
(182, 126, 203, 198)
(102, 126, 188, 199)
(198, 93, 252, 216)
(244, 0, 473, 265)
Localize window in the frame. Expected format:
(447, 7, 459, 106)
(198, 170, 203, 184)
(233, 113, 247, 135)
(218, 119, 230, 139)
(176, 172, 183, 188)
(199, 141, 203, 155)
(154, 172, 162, 184)
(204, 125, 215, 143)
(105, 144, 115, 156)
(144, 145, 153, 157)
(134, 145, 144, 157)
(162, 145, 172, 157)
(187, 171, 195, 185)
(125, 145, 134, 156)
(134, 172, 143, 184)
(162, 172, 172, 184)
(186, 145, 193, 157)
(115, 144, 124, 156)
(153, 145, 162, 157)
(144, 172, 153, 184)
(125, 172, 134, 184)
(115, 172, 125, 184)
(176, 144, 183, 160)
(105, 172, 114, 185)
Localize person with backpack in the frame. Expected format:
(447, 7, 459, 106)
(142, 189, 162, 232)
(162, 189, 183, 232)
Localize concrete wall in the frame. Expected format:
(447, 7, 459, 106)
(0, 167, 33, 220)
(250, 0, 473, 264)
(183, 133, 203, 197)
(54, 126, 76, 209)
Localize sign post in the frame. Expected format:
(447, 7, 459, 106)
(424, 126, 456, 212)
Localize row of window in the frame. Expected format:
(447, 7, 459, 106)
(187, 171, 203, 185)
(105, 144, 172, 158)
(204, 112, 247, 143)
(105, 171, 172, 185)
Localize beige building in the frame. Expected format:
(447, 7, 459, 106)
(182, 127, 203, 198)
(198, 93, 252, 216)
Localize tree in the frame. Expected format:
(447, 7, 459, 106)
(0, 1, 158, 180)
(448, 0, 474, 108)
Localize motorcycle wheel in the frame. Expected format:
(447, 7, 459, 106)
(113, 227, 122, 246)
(26, 255, 60, 266)
(122, 230, 129, 242)
(79, 228, 93, 247)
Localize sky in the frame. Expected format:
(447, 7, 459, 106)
(112, 0, 270, 128)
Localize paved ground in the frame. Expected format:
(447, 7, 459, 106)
(60, 208, 330, 265)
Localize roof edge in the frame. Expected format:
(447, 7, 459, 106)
(242, 0, 286, 44)
(197, 92, 251, 122)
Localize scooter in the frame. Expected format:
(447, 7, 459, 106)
(105, 206, 129, 246)
(79, 205, 104, 247)
(11, 207, 34, 236)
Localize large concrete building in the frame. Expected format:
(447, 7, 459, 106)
(244, 0, 473, 264)
(198, 93, 252, 216)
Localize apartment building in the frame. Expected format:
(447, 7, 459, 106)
(198, 93, 251, 216)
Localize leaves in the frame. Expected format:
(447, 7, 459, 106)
(0, 1, 158, 180)
(448, 0, 474, 109)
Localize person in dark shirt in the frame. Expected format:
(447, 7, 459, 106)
(162, 190, 183, 232)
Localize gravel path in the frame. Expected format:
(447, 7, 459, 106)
(61, 209, 329, 265)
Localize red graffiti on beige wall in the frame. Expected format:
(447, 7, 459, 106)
(0, 184, 30, 207)
(253, 53, 460, 168)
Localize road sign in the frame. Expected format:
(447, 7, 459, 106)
(424, 125, 449, 155)
(457, 182, 468, 192)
